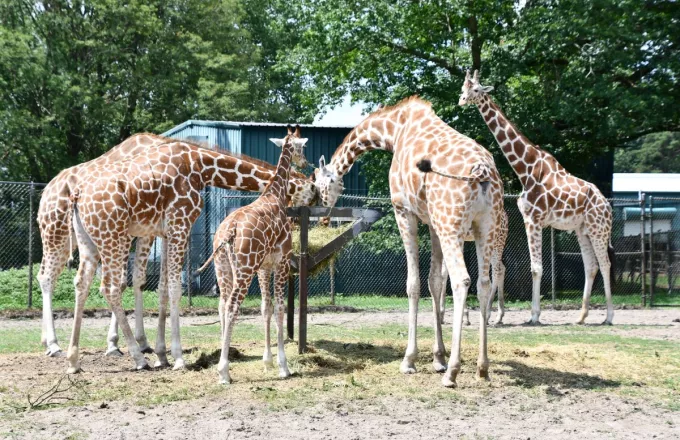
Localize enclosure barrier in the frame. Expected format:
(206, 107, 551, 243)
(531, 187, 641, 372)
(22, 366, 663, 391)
(1, 181, 679, 313)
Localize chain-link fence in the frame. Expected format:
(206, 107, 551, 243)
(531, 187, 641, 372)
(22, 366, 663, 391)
(2, 180, 679, 312)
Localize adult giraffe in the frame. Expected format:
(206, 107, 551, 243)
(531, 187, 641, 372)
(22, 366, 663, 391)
(314, 97, 504, 387)
(38, 133, 316, 359)
(459, 70, 615, 325)
(199, 126, 306, 383)
(58, 136, 309, 373)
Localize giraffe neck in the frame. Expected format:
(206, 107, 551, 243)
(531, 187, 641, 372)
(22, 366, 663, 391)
(263, 138, 294, 203)
(476, 95, 544, 188)
(330, 112, 401, 177)
(196, 149, 271, 193)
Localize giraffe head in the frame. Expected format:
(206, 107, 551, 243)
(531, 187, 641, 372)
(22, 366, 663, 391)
(269, 125, 309, 169)
(458, 70, 494, 106)
(313, 155, 344, 207)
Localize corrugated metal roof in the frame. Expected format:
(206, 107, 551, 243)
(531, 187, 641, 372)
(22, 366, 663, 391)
(162, 120, 354, 137)
(613, 173, 680, 193)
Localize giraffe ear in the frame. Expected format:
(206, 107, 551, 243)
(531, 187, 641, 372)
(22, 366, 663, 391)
(294, 138, 308, 148)
(269, 138, 284, 148)
(481, 85, 494, 93)
(286, 125, 293, 135)
(294, 125, 301, 137)
(319, 155, 326, 168)
(473, 69, 479, 82)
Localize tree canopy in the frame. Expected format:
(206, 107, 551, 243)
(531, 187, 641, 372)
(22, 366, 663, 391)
(285, 0, 680, 192)
(0, 0, 308, 182)
(615, 132, 680, 174)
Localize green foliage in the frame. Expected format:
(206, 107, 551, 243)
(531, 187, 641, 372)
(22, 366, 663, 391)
(284, 0, 680, 192)
(0, 0, 310, 183)
(615, 132, 680, 173)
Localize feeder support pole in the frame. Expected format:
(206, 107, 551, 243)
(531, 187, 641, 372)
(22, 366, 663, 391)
(298, 206, 309, 353)
(287, 276, 295, 340)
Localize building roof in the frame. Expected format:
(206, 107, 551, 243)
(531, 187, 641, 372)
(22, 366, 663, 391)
(612, 173, 680, 193)
(162, 119, 355, 137)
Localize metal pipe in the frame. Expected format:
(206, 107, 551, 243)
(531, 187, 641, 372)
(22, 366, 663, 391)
(27, 182, 35, 309)
(649, 195, 654, 305)
(550, 227, 556, 305)
(640, 193, 646, 306)
(287, 276, 295, 340)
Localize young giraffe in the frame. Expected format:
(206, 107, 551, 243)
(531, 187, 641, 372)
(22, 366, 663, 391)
(63, 137, 309, 373)
(38, 134, 316, 358)
(459, 70, 615, 325)
(314, 97, 504, 387)
(201, 126, 306, 384)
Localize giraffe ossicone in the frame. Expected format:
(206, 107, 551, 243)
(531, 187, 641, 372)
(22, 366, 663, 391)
(460, 70, 615, 325)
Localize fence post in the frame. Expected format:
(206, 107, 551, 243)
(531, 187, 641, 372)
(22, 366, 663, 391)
(298, 206, 309, 354)
(649, 195, 654, 305)
(640, 193, 647, 306)
(27, 182, 35, 309)
(550, 227, 556, 305)
(329, 257, 336, 305)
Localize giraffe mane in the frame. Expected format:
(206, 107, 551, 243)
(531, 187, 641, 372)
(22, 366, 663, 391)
(128, 132, 308, 180)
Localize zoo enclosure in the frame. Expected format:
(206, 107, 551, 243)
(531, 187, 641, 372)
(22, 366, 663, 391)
(1, 180, 679, 310)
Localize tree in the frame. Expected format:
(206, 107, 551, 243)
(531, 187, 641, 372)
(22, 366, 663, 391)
(0, 0, 310, 183)
(284, 0, 680, 192)
(615, 132, 680, 173)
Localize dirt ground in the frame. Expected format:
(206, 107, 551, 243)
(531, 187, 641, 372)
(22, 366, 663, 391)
(1, 308, 679, 440)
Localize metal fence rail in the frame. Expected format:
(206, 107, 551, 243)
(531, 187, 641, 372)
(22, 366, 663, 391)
(1, 180, 679, 312)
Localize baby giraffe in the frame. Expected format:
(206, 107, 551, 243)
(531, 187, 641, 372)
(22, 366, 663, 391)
(205, 125, 306, 384)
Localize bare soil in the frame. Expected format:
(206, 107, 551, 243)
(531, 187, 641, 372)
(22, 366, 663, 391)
(0, 309, 678, 439)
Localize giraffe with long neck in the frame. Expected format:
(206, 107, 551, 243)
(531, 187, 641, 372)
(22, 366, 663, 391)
(460, 70, 615, 325)
(201, 125, 305, 383)
(37, 133, 316, 359)
(314, 97, 504, 387)
(61, 136, 309, 373)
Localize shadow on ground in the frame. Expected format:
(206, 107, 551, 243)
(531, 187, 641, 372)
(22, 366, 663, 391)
(499, 360, 621, 390)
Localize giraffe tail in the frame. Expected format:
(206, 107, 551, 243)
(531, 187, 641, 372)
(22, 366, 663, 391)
(608, 243, 617, 288)
(194, 229, 235, 276)
(66, 187, 81, 270)
(416, 159, 491, 183)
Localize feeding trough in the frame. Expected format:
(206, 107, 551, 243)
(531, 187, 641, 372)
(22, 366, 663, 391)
(286, 206, 383, 353)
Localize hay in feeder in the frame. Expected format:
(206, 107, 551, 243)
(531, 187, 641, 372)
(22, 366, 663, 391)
(291, 222, 353, 277)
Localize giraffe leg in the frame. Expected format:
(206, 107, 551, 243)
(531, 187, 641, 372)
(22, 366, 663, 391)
(100, 244, 149, 372)
(273, 256, 291, 378)
(37, 245, 71, 357)
(492, 261, 506, 326)
(575, 229, 598, 325)
(105, 259, 128, 356)
(213, 239, 233, 341)
(133, 237, 153, 353)
(428, 226, 447, 373)
(154, 239, 170, 368)
(65, 234, 99, 374)
(218, 257, 254, 384)
(166, 236, 189, 370)
(258, 267, 275, 370)
(440, 237, 469, 388)
(395, 209, 420, 374)
(472, 220, 494, 381)
(438, 265, 448, 325)
(591, 236, 614, 325)
(525, 223, 544, 325)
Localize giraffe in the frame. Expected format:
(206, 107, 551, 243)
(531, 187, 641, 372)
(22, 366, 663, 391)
(313, 97, 504, 387)
(198, 126, 305, 384)
(459, 70, 615, 325)
(60, 136, 309, 373)
(37, 133, 316, 359)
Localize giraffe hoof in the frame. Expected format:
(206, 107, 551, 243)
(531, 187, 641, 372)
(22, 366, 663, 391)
(154, 359, 170, 369)
(464, 321, 472, 326)
(576, 320, 586, 326)
(105, 348, 124, 357)
(46, 348, 65, 357)
(476, 367, 490, 381)
(524, 320, 543, 326)
(441, 376, 457, 388)
(136, 362, 151, 371)
(279, 369, 292, 379)
(219, 376, 232, 385)
(601, 320, 613, 326)
(399, 360, 417, 374)
(66, 366, 82, 374)
(432, 362, 447, 373)
(172, 359, 186, 370)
